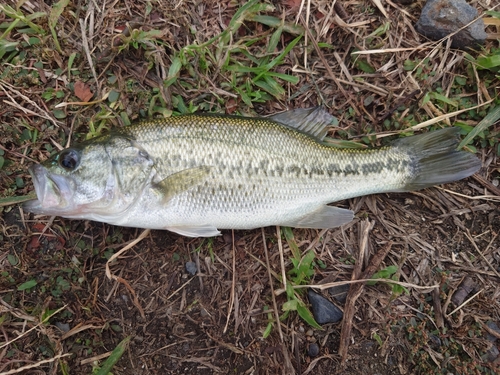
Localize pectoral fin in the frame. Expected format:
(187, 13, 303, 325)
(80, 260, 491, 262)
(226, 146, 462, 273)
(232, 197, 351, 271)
(282, 206, 354, 229)
(166, 224, 221, 237)
(154, 166, 212, 203)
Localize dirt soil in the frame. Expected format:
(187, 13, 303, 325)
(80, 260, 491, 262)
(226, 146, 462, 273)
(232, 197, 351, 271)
(1, 0, 499, 375)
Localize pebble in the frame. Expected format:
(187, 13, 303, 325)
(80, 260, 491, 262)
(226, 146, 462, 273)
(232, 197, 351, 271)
(200, 308, 209, 317)
(185, 261, 197, 275)
(307, 289, 343, 325)
(328, 284, 350, 304)
(308, 342, 320, 357)
(451, 276, 476, 306)
(481, 345, 499, 363)
(429, 334, 441, 349)
(54, 322, 70, 332)
(482, 321, 500, 362)
(485, 321, 500, 343)
(415, 0, 486, 50)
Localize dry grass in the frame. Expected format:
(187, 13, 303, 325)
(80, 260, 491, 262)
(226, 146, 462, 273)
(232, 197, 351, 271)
(0, 0, 499, 374)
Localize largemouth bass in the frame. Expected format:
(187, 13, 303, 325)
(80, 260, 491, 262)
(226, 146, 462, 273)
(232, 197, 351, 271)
(24, 108, 481, 237)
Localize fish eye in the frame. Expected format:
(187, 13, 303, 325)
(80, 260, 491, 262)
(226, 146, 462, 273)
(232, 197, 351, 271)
(58, 149, 80, 170)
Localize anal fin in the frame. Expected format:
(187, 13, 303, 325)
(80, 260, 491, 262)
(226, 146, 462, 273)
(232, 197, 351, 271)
(282, 205, 354, 229)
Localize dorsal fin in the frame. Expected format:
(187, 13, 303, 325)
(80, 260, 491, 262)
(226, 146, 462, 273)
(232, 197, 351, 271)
(269, 107, 335, 141)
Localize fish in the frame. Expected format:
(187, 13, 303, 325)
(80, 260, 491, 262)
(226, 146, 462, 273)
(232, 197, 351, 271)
(23, 107, 481, 237)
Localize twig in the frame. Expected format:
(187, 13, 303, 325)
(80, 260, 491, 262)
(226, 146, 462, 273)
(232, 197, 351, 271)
(339, 237, 393, 361)
(80, 351, 112, 365)
(299, 15, 360, 115)
(277, 226, 287, 293)
(105, 229, 150, 319)
(223, 230, 236, 333)
(446, 289, 483, 317)
(0, 80, 61, 128)
(372, 98, 495, 139)
(262, 228, 283, 342)
(464, 229, 500, 278)
(79, 18, 100, 97)
(275, 278, 439, 295)
(61, 323, 103, 341)
(0, 353, 72, 375)
(471, 174, 500, 197)
(436, 186, 500, 202)
(432, 288, 444, 329)
(105, 229, 150, 279)
(166, 277, 194, 301)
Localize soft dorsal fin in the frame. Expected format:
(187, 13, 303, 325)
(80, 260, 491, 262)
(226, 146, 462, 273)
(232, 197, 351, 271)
(269, 107, 335, 141)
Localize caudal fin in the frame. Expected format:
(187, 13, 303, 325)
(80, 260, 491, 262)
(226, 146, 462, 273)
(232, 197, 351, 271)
(393, 128, 481, 191)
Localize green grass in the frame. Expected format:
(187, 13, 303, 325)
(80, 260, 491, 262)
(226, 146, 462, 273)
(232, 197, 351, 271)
(280, 227, 322, 329)
(1, 0, 499, 373)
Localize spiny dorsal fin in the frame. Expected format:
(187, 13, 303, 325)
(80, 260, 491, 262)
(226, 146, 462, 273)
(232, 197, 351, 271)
(269, 107, 335, 141)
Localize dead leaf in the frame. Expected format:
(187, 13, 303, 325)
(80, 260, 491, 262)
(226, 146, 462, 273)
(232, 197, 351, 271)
(74, 80, 93, 102)
(225, 98, 238, 114)
(370, 0, 388, 18)
(285, 0, 301, 9)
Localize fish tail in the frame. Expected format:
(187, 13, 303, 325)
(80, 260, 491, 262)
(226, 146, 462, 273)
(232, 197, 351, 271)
(393, 127, 481, 191)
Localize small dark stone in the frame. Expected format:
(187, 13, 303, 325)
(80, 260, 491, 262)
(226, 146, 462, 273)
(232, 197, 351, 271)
(481, 345, 499, 363)
(485, 321, 500, 343)
(415, 0, 487, 50)
(307, 289, 343, 324)
(451, 276, 477, 306)
(429, 334, 442, 349)
(328, 284, 350, 304)
(54, 322, 70, 332)
(361, 341, 376, 351)
(387, 355, 397, 367)
(185, 261, 197, 275)
(308, 342, 320, 357)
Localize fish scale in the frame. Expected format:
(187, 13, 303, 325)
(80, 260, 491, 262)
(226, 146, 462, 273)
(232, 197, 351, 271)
(24, 108, 481, 237)
(124, 115, 407, 198)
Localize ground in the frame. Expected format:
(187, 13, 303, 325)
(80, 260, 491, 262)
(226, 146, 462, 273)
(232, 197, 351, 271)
(0, 0, 499, 374)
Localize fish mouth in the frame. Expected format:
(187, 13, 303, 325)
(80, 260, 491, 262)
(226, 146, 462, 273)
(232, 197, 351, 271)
(23, 164, 75, 215)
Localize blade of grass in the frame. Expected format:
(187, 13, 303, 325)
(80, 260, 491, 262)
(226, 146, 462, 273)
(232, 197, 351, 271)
(458, 105, 500, 149)
(49, 0, 70, 52)
(282, 226, 301, 260)
(246, 15, 305, 35)
(0, 5, 46, 36)
(0, 193, 37, 207)
(296, 301, 322, 329)
(94, 336, 132, 375)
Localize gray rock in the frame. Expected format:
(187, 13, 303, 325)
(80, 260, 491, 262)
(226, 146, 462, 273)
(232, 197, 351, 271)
(429, 334, 442, 349)
(480, 321, 500, 362)
(55, 322, 70, 332)
(308, 342, 320, 357)
(481, 344, 499, 363)
(415, 0, 487, 50)
(328, 284, 350, 304)
(307, 289, 343, 324)
(185, 261, 197, 275)
(485, 321, 500, 342)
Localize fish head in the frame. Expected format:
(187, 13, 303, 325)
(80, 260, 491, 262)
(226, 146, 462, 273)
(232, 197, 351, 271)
(24, 136, 155, 220)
